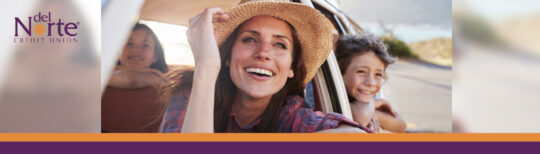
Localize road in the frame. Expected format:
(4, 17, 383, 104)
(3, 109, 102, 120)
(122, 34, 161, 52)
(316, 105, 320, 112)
(452, 45, 540, 132)
(384, 59, 452, 132)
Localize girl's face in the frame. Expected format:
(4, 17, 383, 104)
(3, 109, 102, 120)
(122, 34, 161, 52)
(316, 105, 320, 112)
(119, 29, 156, 69)
(229, 16, 295, 100)
(342, 51, 385, 103)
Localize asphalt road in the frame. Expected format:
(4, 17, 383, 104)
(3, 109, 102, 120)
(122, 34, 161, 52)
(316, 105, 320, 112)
(384, 59, 452, 132)
(452, 45, 540, 132)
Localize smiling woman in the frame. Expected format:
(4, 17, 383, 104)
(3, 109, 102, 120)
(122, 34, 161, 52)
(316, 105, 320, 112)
(158, 0, 371, 133)
(228, 16, 296, 103)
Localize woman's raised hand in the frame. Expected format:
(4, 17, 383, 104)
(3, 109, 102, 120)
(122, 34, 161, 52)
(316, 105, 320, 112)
(182, 7, 229, 133)
(186, 7, 230, 72)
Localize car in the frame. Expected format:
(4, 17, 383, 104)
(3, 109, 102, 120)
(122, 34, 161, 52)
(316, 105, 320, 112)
(101, 0, 370, 123)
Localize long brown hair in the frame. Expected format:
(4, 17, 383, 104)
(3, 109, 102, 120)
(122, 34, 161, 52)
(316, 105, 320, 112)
(118, 23, 169, 73)
(160, 18, 306, 132)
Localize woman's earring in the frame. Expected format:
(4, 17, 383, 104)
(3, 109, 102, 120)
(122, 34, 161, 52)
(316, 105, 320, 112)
(288, 69, 294, 78)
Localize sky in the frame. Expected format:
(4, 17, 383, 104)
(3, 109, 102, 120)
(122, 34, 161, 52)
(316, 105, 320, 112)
(337, 0, 452, 43)
(462, 0, 540, 22)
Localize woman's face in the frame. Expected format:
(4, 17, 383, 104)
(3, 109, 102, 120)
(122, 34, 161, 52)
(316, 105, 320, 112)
(229, 16, 295, 100)
(119, 29, 156, 69)
(342, 51, 385, 103)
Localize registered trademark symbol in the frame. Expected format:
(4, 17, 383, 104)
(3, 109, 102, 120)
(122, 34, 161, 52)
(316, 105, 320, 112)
(77, 22, 80, 25)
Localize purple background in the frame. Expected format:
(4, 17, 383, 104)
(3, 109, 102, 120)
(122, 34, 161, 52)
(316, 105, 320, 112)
(1, 142, 539, 154)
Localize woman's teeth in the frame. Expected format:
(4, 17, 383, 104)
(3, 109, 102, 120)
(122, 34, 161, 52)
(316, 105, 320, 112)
(128, 56, 143, 61)
(246, 67, 273, 77)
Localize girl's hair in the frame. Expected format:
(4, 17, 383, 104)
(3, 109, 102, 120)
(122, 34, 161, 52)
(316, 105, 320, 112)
(159, 19, 305, 132)
(335, 34, 396, 74)
(118, 23, 169, 73)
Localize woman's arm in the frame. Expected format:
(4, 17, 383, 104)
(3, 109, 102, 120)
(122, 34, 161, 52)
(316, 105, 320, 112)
(107, 67, 166, 89)
(181, 7, 229, 133)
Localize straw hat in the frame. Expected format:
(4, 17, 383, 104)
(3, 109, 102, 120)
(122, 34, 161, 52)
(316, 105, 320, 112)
(215, 0, 333, 86)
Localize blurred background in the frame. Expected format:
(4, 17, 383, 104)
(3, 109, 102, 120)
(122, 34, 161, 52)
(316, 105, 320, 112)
(0, 0, 100, 132)
(453, 0, 540, 132)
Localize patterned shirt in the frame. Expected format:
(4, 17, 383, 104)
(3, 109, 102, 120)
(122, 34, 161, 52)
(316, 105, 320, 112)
(159, 89, 372, 133)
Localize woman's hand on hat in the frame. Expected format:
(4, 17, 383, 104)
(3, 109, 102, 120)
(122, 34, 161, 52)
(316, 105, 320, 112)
(182, 7, 229, 133)
(186, 7, 230, 73)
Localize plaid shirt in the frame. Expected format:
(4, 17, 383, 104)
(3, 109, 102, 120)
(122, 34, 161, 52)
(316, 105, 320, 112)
(159, 89, 372, 133)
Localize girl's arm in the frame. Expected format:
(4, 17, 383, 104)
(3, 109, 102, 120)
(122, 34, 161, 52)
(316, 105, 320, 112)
(350, 101, 375, 126)
(375, 110, 406, 132)
(181, 7, 229, 133)
(374, 99, 406, 132)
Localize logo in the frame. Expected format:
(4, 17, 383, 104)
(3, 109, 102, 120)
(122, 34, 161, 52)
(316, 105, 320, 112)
(14, 12, 79, 43)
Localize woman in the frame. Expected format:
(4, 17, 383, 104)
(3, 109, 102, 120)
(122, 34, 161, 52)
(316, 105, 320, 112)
(336, 34, 406, 133)
(101, 23, 168, 132)
(108, 23, 168, 89)
(160, 0, 370, 133)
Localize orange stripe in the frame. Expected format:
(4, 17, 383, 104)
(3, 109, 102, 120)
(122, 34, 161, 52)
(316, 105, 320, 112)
(0, 133, 540, 142)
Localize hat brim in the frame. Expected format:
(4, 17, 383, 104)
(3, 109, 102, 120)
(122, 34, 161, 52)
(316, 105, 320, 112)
(215, 1, 334, 86)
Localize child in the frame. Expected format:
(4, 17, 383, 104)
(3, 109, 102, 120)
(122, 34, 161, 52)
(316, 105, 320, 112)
(335, 34, 406, 132)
